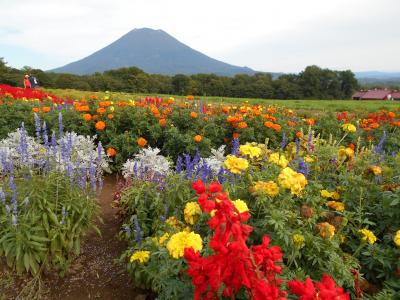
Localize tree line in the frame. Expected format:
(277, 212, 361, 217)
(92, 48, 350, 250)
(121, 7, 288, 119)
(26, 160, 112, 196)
(1, 58, 360, 99)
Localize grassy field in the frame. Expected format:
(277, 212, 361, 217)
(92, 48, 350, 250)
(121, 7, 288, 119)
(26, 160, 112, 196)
(47, 88, 400, 112)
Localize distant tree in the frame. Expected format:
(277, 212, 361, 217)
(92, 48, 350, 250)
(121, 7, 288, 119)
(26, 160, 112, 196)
(172, 74, 193, 95)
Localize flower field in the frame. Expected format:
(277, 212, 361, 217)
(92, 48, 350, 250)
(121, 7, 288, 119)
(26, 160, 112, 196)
(0, 84, 400, 299)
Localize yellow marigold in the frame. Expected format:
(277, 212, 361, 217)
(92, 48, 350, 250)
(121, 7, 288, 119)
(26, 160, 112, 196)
(305, 155, 314, 163)
(338, 147, 354, 159)
(130, 250, 150, 264)
(342, 123, 357, 133)
(184, 202, 202, 225)
(166, 231, 203, 259)
(331, 191, 340, 200)
(252, 181, 280, 197)
(394, 230, 400, 247)
(359, 228, 377, 244)
(326, 201, 345, 212)
(166, 216, 180, 228)
(232, 199, 249, 214)
(239, 144, 262, 158)
(278, 167, 308, 195)
(320, 190, 332, 198)
(269, 152, 289, 168)
(292, 234, 305, 248)
(368, 165, 382, 176)
(317, 222, 335, 239)
(159, 233, 170, 245)
(224, 155, 249, 174)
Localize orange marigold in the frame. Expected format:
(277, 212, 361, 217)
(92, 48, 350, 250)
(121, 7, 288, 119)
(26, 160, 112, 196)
(305, 118, 315, 126)
(107, 147, 117, 157)
(42, 106, 51, 113)
(97, 107, 106, 114)
(95, 121, 106, 130)
(190, 111, 198, 118)
(137, 137, 147, 148)
(238, 121, 248, 129)
(32, 107, 40, 113)
(186, 95, 194, 100)
(83, 114, 92, 121)
(107, 114, 114, 119)
(159, 118, 167, 125)
(194, 135, 202, 142)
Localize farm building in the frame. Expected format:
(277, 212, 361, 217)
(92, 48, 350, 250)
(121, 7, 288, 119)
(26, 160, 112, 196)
(352, 89, 394, 100)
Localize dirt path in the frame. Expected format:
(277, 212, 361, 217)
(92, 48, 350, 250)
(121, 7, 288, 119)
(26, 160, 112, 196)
(46, 175, 143, 299)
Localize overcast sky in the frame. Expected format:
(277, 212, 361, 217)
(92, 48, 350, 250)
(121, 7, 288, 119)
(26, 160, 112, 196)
(1, 0, 399, 73)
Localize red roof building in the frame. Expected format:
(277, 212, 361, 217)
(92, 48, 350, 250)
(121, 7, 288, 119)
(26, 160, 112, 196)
(352, 89, 394, 100)
(391, 91, 400, 100)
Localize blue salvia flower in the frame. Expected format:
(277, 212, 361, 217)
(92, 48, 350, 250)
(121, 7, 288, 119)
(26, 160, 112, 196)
(307, 132, 313, 151)
(0, 188, 6, 206)
(392, 151, 398, 157)
(97, 142, 103, 164)
(375, 131, 387, 155)
(18, 124, 29, 163)
(133, 215, 142, 243)
(42, 121, 49, 146)
(89, 158, 97, 191)
(184, 153, 193, 179)
(281, 132, 287, 149)
(124, 225, 131, 237)
(297, 158, 309, 177)
(51, 131, 57, 157)
(133, 161, 138, 177)
(217, 167, 226, 184)
(34, 113, 41, 140)
(176, 156, 183, 173)
(193, 151, 201, 165)
(231, 138, 240, 156)
(66, 163, 73, 181)
(200, 164, 208, 183)
(58, 112, 63, 138)
(12, 214, 17, 226)
(295, 138, 301, 156)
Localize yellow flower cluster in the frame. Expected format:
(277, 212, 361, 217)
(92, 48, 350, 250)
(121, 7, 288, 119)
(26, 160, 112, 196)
(166, 216, 180, 228)
(159, 233, 170, 245)
(326, 201, 345, 212)
(338, 147, 354, 159)
(278, 167, 308, 195)
(184, 202, 202, 225)
(252, 181, 280, 197)
(342, 123, 357, 133)
(317, 222, 335, 239)
(292, 234, 305, 248)
(166, 231, 203, 259)
(304, 155, 315, 163)
(359, 228, 377, 244)
(130, 250, 150, 264)
(232, 199, 249, 214)
(326, 201, 344, 211)
(269, 152, 289, 168)
(368, 165, 382, 176)
(394, 230, 400, 247)
(239, 144, 262, 158)
(224, 155, 249, 174)
(320, 190, 340, 200)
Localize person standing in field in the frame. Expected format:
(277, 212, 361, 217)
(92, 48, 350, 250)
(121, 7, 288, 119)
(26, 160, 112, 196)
(23, 75, 31, 89)
(29, 74, 38, 88)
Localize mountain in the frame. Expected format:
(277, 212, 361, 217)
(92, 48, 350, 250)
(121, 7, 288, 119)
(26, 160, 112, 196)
(51, 28, 255, 76)
(355, 71, 400, 85)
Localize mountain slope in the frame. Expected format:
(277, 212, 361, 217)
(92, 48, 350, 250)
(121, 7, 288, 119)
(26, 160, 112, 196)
(51, 28, 255, 76)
